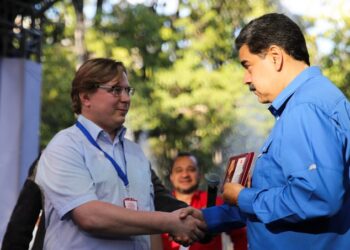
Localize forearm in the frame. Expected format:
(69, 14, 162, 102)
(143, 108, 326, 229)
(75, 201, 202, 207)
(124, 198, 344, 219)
(72, 200, 174, 237)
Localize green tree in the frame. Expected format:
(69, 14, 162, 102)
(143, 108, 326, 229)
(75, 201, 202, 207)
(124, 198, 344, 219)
(40, 45, 76, 147)
(112, 0, 274, 179)
(40, 1, 77, 148)
(318, 16, 350, 98)
(40, 0, 103, 148)
(39, 0, 275, 182)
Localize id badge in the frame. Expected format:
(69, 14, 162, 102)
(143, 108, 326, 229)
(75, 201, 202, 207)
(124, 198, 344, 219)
(123, 197, 138, 210)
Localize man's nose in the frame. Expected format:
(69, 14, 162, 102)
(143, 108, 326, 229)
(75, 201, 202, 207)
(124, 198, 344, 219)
(243, 71, 252, 84)
(181, 170, 190, 176)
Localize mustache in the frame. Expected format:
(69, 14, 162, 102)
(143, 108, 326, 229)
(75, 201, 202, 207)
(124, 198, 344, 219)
(249, 84, 256, 91)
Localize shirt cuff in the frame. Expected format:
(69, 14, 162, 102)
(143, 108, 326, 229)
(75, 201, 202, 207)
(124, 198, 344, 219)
(202, 204, 245, 234)
(237, 188, 258, 214)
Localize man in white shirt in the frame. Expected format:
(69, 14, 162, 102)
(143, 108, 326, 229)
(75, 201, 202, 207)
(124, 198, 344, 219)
(35, 58, 206, 250)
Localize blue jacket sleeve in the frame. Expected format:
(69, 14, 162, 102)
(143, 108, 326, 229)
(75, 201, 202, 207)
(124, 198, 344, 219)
(202, 204, 246, 233)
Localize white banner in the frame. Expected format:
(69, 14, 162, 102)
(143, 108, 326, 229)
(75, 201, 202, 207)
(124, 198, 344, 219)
(0, 58, 42, 244)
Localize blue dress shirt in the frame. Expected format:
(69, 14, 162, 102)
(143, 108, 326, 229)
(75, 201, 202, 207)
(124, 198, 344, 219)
(203, 67, 350, 249)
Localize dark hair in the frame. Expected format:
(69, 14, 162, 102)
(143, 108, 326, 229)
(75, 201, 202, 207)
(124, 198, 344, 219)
(235, 13, 310, 65)
(170, 152, 198, 173)
(70, 58, 127, 114)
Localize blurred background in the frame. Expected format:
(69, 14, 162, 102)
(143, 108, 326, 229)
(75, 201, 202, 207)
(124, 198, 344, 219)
(0, 0, 349, 244)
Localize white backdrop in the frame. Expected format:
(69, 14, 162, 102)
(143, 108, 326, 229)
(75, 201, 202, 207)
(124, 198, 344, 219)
(0, 58, 42, 244)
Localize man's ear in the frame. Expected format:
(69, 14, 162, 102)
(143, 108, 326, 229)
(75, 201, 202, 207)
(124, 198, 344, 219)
(268, 45, 283, 71)
(79, 92, 91, 108)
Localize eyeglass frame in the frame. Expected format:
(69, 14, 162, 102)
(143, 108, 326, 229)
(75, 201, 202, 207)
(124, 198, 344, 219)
(96, 84, 135, 96)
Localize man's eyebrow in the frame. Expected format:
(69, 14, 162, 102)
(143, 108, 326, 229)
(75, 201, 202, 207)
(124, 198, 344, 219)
(110, 82, 120, 87)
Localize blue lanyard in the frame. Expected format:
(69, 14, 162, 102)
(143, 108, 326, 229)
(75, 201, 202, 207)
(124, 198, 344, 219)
(76, 121, 129, 187)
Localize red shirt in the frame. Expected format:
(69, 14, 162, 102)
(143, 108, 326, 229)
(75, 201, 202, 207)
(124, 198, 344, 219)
(161, 190, 247, 250)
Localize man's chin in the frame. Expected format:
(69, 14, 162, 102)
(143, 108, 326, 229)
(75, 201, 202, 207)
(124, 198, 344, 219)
(257, 97, 270, 104)
(113, 117, 126, 128)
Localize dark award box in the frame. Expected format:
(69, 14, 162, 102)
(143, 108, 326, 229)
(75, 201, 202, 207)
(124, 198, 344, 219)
(221, 152, 255, 190)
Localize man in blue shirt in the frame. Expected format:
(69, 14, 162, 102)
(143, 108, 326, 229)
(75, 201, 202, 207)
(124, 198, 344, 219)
(202, 13, 350, 249)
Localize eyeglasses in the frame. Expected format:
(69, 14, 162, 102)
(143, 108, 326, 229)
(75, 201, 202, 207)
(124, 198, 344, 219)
(97, 85, 135, 96)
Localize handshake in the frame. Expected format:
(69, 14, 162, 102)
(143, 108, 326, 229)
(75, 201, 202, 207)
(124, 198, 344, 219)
(163, 182, 246, 246)
(166, 207, 208, 246)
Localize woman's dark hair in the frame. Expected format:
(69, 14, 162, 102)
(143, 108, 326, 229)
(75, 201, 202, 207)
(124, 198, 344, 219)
(235, 13, 310, 65)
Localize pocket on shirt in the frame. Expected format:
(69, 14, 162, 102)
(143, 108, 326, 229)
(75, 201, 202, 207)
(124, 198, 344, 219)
(253, 138, 274, 187)
(85, 152, 121, 200)
(256, 137, 287, 187)
(87, 152, 115, 182)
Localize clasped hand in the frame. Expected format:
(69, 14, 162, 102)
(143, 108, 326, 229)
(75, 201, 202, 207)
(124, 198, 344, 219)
(168, 207, 207, 246)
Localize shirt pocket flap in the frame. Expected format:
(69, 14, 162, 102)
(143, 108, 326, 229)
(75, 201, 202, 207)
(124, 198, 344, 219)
(259, 137, 273, 155)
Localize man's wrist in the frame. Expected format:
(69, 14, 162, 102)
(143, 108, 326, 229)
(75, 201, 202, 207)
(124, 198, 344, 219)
(235, 187, 244, 206)
(237, 188, 257, 214)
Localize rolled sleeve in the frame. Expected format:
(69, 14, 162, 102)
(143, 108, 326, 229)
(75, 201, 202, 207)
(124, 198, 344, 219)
(36, 131, 98, 219)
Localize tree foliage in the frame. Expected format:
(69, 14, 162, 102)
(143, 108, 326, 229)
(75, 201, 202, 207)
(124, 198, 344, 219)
(39, 0, 273, 180)
(40, 0, 349, 184)
(40, 1, 76, 148)
(318, 16, 350, 98)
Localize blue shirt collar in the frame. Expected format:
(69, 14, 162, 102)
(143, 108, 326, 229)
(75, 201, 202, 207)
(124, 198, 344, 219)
(77, 115, 127, 142)
(269, 66, 322, 118)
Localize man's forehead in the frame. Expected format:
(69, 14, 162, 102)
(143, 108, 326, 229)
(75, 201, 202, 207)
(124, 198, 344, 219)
(108, 72, 129, 86)
(176, 155, 197, 163)
(238, 45, 251, 59)
(172, 156, 198, 170)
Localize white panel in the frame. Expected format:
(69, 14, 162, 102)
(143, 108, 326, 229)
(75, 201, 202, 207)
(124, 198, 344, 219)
(20, 60, 42, 184)
(0, 58, 41, 244)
